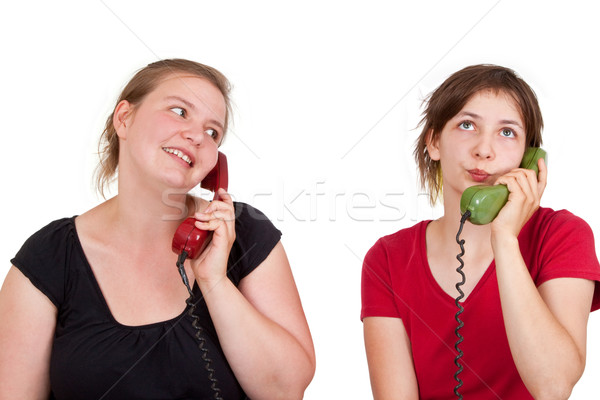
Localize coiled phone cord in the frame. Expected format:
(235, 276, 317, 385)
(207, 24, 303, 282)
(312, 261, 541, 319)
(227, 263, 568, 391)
(454, 210, 471, 400)
(176, 252, 224, 400)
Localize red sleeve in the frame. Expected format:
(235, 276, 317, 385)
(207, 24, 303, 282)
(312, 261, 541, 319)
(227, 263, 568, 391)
(536, 211, 600, 311)
(361, 238, 401, 320)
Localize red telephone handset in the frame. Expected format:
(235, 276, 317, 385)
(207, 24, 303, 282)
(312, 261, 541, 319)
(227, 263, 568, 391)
(172, 151, 229, 260)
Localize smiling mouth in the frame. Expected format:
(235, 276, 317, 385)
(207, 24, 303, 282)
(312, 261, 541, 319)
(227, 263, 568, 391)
(162, 147, 192, 166)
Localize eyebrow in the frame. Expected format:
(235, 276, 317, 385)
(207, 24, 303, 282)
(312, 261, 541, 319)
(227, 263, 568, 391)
(499, 119, 523, 129)
(165, 95, 225, 130)
(165, 95, 196, 110)
(456, 111, 523, 129)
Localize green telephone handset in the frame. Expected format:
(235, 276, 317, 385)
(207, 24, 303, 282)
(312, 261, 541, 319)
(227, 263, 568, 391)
(460, 147, 547, 225)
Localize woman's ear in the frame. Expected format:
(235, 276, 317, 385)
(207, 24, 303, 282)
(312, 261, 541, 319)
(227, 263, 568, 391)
(425, 129, 441, 161)
(113, 100, 132, 139)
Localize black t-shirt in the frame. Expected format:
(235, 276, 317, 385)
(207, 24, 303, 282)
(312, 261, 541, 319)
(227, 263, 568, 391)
(11, 202, 281, 400)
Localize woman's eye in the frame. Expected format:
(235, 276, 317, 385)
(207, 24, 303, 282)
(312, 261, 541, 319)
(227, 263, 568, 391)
(206, 129, 219, 140)
(459, 121, 474, 130)
(170, 107, 186, 117)
(500, 128, 515, 138)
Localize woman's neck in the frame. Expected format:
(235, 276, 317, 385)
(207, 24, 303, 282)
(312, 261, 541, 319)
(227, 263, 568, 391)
(108, 177, 194, 240)
(434, 191, 494, 250)
(424, 192, 496, 284)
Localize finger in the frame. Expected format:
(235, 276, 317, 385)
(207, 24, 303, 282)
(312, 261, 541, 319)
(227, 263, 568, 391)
(494, 170, 520, 189)
(499, 175, 526, 200)
(193, 214, 234, 232)
(493, 168, 521, 186)
(194, 212, 236, 240)
(517, 169, 538, 202)
(496, 171, 532, 203)
(194, 208, 234, 223)
(510, 166, 544, 205)
(216, 188, 233, 205)
(537, 157, 548, 195)
(194, 218, 224, 231)
(197, 199, 235, 219)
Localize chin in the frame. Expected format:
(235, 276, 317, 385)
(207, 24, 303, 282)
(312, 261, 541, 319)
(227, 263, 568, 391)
(160, 173, 194, 192)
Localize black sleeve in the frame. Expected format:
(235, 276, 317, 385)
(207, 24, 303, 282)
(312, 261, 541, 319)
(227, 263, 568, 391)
(10, 218, 75, 307)
(226, 202, 282, 285)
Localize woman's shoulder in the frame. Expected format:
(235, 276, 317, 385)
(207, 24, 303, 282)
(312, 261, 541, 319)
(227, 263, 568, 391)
(227, 202, 282, 283)
(231, 202, 282, 250)
(20, 217, 77, 247)
(233, 201, 281, 234)
(521, 207, 597, 268)
(11, 217, 79, 307)
(364, 220, 429, 262)
(526, 207, 592, 235)
(233, 201, 272, 221)
(376, 220, 429, 248)
(13, 217, 78, 263)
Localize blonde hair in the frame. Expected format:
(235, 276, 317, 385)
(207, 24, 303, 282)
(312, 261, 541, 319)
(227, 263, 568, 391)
(95, 59, 232, 197)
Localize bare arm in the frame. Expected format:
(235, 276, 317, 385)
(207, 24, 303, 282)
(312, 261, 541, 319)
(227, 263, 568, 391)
(190, 191, 315, 399)
(198, 242, 315, 400)
(494, 237, 593, 399)
(492, 159, 594, 398)
(363, 317, 419, 400)
(0, 266, 57, 399)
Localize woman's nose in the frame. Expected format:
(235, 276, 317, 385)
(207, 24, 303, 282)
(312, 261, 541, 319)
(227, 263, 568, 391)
(472, 135, 494, 159)
(183, 125, 205, 146)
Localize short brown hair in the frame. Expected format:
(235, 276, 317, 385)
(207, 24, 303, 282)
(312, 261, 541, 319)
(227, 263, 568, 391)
(95, 59, 232, 197)
(414, 64, 544, 204)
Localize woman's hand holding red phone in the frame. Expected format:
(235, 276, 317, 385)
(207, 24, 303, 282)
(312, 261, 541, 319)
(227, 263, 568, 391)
(190, 188, 236, 287)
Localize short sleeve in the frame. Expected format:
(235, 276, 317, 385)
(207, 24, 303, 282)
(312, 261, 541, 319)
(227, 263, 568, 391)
(361, 238, 401, 320)
(536, 211, 600, 311)
(10, 218, 75, 307)
(226, 202, 282, 285)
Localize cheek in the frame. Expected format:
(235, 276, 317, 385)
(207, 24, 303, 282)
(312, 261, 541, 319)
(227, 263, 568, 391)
(133, 115, 180, 144)
(152, 114, 178, 132)
(437, 151, 457, 178)
(510, 153, 525, 169)
(499, 142, 526, 169)
(438, 141, 462, 165)
(207, 146, 219, 165)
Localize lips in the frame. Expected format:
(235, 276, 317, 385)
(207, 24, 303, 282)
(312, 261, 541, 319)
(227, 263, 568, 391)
(468, 169, 490, 183)
(162, 147, 194, 167)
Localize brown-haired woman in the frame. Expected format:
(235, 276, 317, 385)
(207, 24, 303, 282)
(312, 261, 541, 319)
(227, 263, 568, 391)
(0, 59, 315, 399)
(361, 64, 600, 399)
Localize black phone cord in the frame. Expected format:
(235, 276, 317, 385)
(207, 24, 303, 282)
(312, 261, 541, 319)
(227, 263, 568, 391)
(176, 251, 224, 400)
(454, 210, 471, 400)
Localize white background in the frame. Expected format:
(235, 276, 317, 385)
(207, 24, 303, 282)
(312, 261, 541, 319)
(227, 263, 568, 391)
(1, 1, 599, 398)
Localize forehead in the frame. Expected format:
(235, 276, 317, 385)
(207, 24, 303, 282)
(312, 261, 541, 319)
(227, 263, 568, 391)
(459, 89, 523, 120)
(147, 73, 227, 117)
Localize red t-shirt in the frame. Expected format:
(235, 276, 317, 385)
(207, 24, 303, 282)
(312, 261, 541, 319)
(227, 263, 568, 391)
(361, 208, 600, 399)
